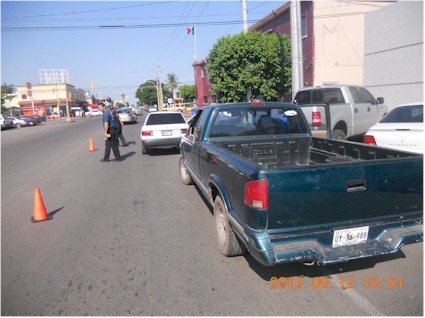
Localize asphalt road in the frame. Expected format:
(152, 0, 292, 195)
(1, 114, 423, 316)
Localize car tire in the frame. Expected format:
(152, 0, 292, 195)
(141, 143, 149, 155)
(15, 123, 21, 128)
(331, 129, 346, 140)
(214, 195, 245, 257)
(179, 155, 194, 185)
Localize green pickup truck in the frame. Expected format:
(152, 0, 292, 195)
(179, 102, 423, 267)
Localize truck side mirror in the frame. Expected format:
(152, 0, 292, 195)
(376, 97, 384, 104)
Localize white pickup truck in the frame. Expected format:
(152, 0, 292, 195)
(293, 85, 388, 140)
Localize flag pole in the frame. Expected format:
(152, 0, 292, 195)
(194, 25, 197, 60)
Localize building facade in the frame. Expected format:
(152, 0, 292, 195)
(193, 0, 391, 106)
(363, 1, 423, 109)
(15, 83, 87, 118)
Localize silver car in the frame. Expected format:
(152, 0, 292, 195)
(117, 107, 137, 124)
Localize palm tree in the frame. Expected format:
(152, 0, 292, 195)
(165, 73, 180, 96)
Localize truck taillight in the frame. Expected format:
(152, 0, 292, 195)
(312, 111, 322, 127)
(141, 131, 153, 136)
(181, 128, 188, 134)
(364, 135, 376, 145)
(244, 179, 268, 209)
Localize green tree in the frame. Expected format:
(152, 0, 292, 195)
(136, 81, 157, 105)
(136, 80, 172, 105)
(206, 31, 291, 102)
(179, 84, 195, 101)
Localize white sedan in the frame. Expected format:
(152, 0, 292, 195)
(140, 112, 188, 154)
(86, 109, 102, 117)
(364, 102, 423, 154)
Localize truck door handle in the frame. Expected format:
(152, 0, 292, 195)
(347, 179, 366, 192)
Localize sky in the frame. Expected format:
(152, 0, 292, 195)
(1, 0, 286, 105)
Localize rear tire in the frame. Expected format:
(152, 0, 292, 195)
(331, 129, 346, 140)
(15, 123, 21, 128)
(214, 195, 244, 257)
(179, 156, 194, 185)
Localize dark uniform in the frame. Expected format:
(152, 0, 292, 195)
(102, 108, 121, 161)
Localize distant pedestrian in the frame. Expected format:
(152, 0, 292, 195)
(113, 108, 127, 147)
(99, 103, 121, 162)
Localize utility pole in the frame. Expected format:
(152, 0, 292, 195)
(241, 0, 251, 101)
(290, 0, 304, 99)
(241, 0, 248, 33)
(157, 64, 163, 111)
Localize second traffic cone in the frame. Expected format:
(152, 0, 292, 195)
(89, 138, 96, 152)
(31, 188, 53, 223)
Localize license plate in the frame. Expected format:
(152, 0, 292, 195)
(162, 130, 172, 136)
(332, 226, 369, 248)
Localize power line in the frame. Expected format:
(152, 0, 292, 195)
(2, 20, 262, 32)
(3, 11, 274, 23)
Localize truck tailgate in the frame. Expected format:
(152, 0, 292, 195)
(267, 158, 423, 230)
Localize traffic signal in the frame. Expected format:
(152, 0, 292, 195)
(91, 81, 95, 89)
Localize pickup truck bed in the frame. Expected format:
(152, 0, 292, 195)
(180, 102, 423, 266)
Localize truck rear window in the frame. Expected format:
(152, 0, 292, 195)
(209, 107, 307, 137)
(294, 88, 344, 104)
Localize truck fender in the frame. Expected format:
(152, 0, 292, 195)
(207, 173, 233, 212)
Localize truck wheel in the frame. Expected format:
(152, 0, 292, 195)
(179, 156, 193, 185)
(331, 129, 346, 140)
(214, 195, 244, 257)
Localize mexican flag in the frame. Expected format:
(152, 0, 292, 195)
(186, 26, 195, 35)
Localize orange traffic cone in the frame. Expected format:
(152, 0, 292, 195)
(31, 188, 53, 223)
(89, 138, 96, 152)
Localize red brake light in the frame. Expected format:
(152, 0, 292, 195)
(244, 179, 268, 209)
(141, 131, 153, 136)
(181, 129, 188, 134)
(312, 111, 322, 127)
(364, 135, 376, 145)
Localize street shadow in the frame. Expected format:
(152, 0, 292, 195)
(48, 207, 64, 218)
(148, 148, 181, 156)
(119, 151, 136, 161)
(194, 184, 213, 215)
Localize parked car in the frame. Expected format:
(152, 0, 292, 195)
(140, 111, 188, 154)
(17, 115, 38, 126)
(86, 109, 102, 117)
(364, 102, 423, 154)
(117, 107, 137, 124)
(8, 116, 27, 128)
(0, 114, 14, 130)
